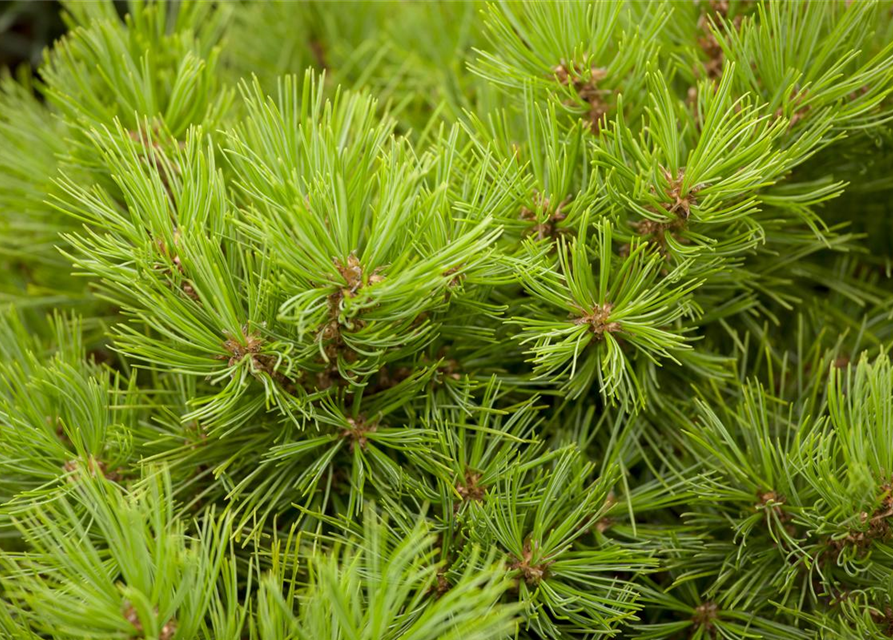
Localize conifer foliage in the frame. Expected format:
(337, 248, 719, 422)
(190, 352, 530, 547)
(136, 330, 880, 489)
(1, 1, 893, 638)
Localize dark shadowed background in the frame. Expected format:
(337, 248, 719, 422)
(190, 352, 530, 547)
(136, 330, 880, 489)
(0, 2, 65, 71)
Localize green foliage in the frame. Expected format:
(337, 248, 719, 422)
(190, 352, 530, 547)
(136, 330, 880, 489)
(510, 218, 700, 408)
(259, 511, 516, 640)
(1, 1, 892, 638)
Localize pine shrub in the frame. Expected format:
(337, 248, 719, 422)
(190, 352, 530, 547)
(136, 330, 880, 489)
(1, 1, 893, 638)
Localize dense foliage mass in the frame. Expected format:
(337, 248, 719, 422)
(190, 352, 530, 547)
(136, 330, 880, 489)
(1, 1, 893, 638)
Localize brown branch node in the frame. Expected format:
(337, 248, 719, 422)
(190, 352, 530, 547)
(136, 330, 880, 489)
(520, 193, 570, 241)
(825, 479, 893, 560)
(574, 303, 621, 339)
(341, 415, 377, 451)
(552, 60, 611, 132)
(508, 539, 552, 586)
(63, 456, 120, 482)
(870, 606, 893, 637)
(692, 602, 719, 635)
(123, 605, 177, 640)
(456, 469, 487, 503)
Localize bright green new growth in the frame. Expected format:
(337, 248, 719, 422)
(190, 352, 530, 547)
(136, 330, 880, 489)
(0, 1, 892, 638)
